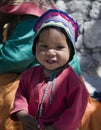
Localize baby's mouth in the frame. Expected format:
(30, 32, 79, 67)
(46, 59, 56, 64)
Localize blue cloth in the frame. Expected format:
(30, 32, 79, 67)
(69, 52, 81, 76)
(92, 91, 101, 103)
(0, 15, 38, 74)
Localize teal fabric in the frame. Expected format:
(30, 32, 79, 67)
(69, 52, 81, 76)
(0, 15, 38, 74)
(0, 15, 81, 75)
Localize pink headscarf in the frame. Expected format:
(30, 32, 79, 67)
(0, 0, 56, 16)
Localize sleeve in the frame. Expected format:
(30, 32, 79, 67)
(69, 52, 81, 76)
(10, 71, 29, 121)
(53, 75, 88, 130)
(0, 15, 38, 74)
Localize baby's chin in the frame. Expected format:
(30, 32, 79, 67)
(44, 63, 68, 74)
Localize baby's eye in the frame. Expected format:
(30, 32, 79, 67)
(57, 46, 64, 49)
(40, 45, 48, 49)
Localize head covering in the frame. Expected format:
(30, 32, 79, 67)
(0, 0, 55, 16)
(33, 9, 79, 46)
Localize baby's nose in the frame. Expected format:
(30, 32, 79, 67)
(46, 49, 56, 56)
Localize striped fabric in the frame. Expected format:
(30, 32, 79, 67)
(33, 9, 79, 46)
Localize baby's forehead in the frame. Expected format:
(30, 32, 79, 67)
(39, 27, 65, 37)
(39, 26, 66, 35)
(39, 29, 68, 45)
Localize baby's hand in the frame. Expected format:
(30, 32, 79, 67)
(17, 110, 38, 130)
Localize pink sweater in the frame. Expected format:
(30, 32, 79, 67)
(10, 65, 88, 130)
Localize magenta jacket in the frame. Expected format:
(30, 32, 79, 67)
(10, 65, 88, 130)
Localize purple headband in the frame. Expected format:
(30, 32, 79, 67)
(33, 9, 79, 45)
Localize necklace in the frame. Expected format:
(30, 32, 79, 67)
(38, 73, 56, 118)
